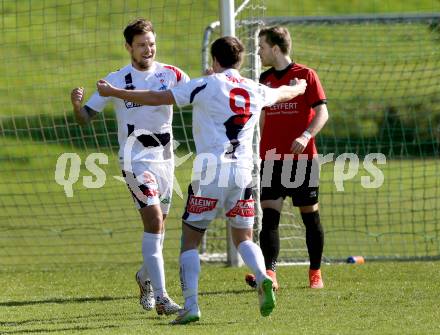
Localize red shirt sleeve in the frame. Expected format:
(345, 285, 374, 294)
(305, 69, 326, 108)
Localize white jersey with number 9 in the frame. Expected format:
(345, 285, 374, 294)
(171, 68, 279, 172)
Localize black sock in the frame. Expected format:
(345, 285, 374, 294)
(259, 208, 281, 271)
(301, 211, 324, 270)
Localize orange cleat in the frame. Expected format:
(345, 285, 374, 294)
(265, 270, 279, 291)
(309, 269, 324, 289)
(245, 270, 279, 291)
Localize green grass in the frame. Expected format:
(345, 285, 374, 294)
(1, 262, 440, 334)
(0, 137, 439, 267)
(1, 1, 440, 333)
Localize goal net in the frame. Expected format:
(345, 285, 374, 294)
(202, 13, 440, 263)
(0, 0, 227, 269)
(1, 1, 439, 271)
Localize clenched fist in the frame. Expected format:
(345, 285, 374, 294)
(71, 87, 84, 109)
(96, 79, 115, 97)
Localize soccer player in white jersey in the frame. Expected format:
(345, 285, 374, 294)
(95, 36, 307, 324)
(70, 18, 189, 316)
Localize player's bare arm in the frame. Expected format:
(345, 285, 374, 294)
(290, 103, 329, 154)
(70, 87, 97, 125)
(274, 78, 307, 103)
(96, 79, 176, 106)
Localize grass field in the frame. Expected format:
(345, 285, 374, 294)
(1, 1, 440, 333)
(1, 262, 440, 334)
(0, 136, 439, 267)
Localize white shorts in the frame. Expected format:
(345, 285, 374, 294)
(121, 159, 174, 214)
(182, 164, 255, 231)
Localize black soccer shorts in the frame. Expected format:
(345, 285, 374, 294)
(260, 159, 319, 207)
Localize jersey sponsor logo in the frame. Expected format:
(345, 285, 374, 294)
(154, 72, 166, 79)
(187, 195, 217, 213)
(158, 79, 168, 91)
(267, 102, 298, 111)
(125, 100, 142, 109)
(124, 73, 142, 109)
(142, 172, 157, 185)
(133, 187, 158, 201)
(225, 199, 255, 218)
(160, 197, 171, 204)
(143, 187, 159, 198)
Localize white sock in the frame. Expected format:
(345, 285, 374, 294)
(138, 264, 149, 281)
(142, 232, 167, 299)
(237, 240, 267, 284)
(180, 249, 200, 311)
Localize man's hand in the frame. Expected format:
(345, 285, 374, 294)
(292, 78, 307, 95)
(290, 135, 309, 154)
(71, 87, 84, 109)
(276, 78, 307, 103)
(96, 79, 115, 97)
(204, 67, 214, 76)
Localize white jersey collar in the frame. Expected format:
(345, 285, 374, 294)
(129, 61, 158, 75)
(222, 68, 241, 78)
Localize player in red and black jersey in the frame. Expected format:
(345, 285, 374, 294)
(246, 26, 329, 290)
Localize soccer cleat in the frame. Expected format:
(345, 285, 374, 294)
(265, 270, 279, 291)
(155, 296, 181, 315)
(245, 270, 279, 291)
(135, 271, 155, 311)
(309, 269, 324, 289)
(258, 277, 276, 317)
(170, 306, 201, 325)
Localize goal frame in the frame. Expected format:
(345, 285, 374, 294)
(200, 11, 440, 266)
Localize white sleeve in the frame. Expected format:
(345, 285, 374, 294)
(258, 83, 279, 108)
(179, 69, 190, 85)
(84, 74, 114, 113)
(165, 65, 190, 87)
(170, 77, 208, 107)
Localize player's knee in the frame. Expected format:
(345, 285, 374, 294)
(140, 205, 164, 233)
(180, 221, 205, 252)
(299, 203, 319, 213)
(261, 208, 281, 231)
(143, 214, 163, 233)
(261, 198, 283, 212)
(301, 210, 321, 228)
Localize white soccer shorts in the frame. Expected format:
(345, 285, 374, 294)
(121, 159, 174, 214)
(182, 164, 255, 230)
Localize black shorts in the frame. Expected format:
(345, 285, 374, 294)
(260, 159, 319, 207)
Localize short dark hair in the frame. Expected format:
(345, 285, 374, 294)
(258, 26, 291, 55)
(210, 36, 244, 69)
(123, 18, 155, 45)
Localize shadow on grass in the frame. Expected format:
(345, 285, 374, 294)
(0, 310, 161, 329)
(199, 289, 251, 296)
(155, 320, 239, 327)
(0, 324, 118, 334)
(0, 295, 135, 307)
